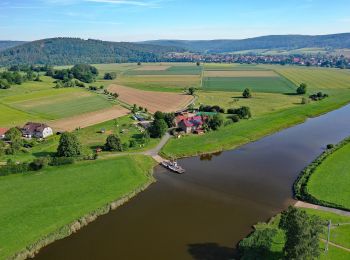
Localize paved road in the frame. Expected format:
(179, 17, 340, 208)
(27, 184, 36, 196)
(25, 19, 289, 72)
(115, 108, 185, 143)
(295, 201, 350, 217)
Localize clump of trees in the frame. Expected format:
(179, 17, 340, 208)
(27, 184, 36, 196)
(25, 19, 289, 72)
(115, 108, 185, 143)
(52, 64, 98, 83)
(207, 114, 224, 130)
(187, 87, 196, 95)
(0, 71, 28, 89)
(242, 88, 252, 98)
(105, 134, 123, 151)
(297, 83, 307, 95)
(4, 127, 23, 154)
(199, 104, 225, 113)
(227, 106, 252, 119)
(148, 111, 169, 138)
(56, 132, 82, 157)
(104, 72, 117, 80)
(309, 92, 328, 101)
(154, 111, 176, 128)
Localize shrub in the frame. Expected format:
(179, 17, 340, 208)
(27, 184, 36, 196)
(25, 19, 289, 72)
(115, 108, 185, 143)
(208, 114, 224, 130)
(29, 157, 50, 171)
(301, 97, 310, 104)
(49, 157, 75, 166)
(103, 72, 117, 80)
(326, 144, 334, 149)
(0, 162, 29, 176)
(105, 134, 123, 151)
(229, 114, 240, 123)
(227, 106, 251, 119)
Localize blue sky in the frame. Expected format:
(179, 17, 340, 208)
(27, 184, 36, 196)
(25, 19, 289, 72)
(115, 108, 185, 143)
(1, 0, 350, 41)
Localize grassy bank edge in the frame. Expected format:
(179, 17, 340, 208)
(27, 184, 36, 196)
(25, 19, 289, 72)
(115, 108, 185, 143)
(9, 156, 157, 260)
(161, 95, 350, 159)
(293, 137, 350, 211)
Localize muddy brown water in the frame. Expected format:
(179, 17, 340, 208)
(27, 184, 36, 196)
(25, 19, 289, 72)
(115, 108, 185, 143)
(35, 105, 350, 260)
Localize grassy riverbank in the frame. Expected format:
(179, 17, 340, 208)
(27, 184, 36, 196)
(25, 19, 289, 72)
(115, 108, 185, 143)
(161, 90, 350, 158)
(239, 208, 350, 259)
(0, 155, 155, 260)
(307, 140, 350, 210)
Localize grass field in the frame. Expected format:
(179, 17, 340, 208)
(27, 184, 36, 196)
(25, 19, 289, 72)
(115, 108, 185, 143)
(0, 155, 155, 260)
(242, 208, 350, 260)
(307, 141, 350, 210)
(125, 65, 202, 75)
(197, 91, 301, 116)
(202, 76, 296, 93)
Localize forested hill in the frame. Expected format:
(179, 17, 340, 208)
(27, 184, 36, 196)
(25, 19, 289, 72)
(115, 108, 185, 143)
(141, 33, 350, 53)
(0, 38, 184, 66)
(0, 41, 26, 51)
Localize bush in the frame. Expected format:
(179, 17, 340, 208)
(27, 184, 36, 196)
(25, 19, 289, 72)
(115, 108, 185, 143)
(0, 162, 29, 176)
(103, 72, 117, 80)
(29, 157, 50, 171)
(49, 157, 75, 166)
(105, 134, 123, 151)
(227, 106, 251, 119)
(199, 104, 224, 113)
(229, 114, 240, 123)
(208, 114, 224, 130)
(326, 144, 334, 149)
(301, 97, 310, 104)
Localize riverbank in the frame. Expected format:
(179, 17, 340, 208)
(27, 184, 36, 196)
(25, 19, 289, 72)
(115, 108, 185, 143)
(0, 155, 156, 260)
(294, 137, 350, 211)
(161, 91, 350, 158)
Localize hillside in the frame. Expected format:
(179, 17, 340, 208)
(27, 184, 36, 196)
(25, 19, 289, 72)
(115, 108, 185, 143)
(141, 33, 350, 53)
(0, 41, 26, 51)
(0, 38, 184, 66)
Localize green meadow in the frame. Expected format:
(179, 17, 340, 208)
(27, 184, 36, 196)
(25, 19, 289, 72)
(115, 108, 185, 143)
(0, 155, 155, 260)
(307, 141, 350, 210)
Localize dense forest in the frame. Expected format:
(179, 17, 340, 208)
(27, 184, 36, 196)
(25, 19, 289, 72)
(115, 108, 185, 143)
(0, 38, 184, 66)
(142, 33, 350, 53)
(0, 41, 26, 51)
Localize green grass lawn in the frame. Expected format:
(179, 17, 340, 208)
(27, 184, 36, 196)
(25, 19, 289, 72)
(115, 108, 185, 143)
(0, 155, 155, 259)
(202, 76, 296, 93)
(241, 208, 350, 260)
(307, 142, 350, 210)
(162, 90, 350, 158)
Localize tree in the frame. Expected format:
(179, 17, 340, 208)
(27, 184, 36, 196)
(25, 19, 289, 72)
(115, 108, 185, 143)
(0, 79, 10, 89)
(148, 119, 168, 138)
(196, 61, 200, 66)
(105, 134, 123, 151)
(5, 127, 23, 152)
(239, 227, 277, 259)
(103, 72, 117, 80)
(132, 104, 138, 114)
(208, 114, 224, 130)
(154, 111, 165, 120)
(188, 87, 196, 95)
(56, 132, 82, 157)
(71, 64, 99, 83)
(297, 83, 307, 95)
(242, 88, 252, 98)
(279, 206, 324, 260)
(227, 106, 251, 119)
(164, 113, 176, 128)
(0, 140, 6, 156)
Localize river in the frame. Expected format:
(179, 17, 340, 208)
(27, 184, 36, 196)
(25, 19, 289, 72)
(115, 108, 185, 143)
(35, 104, 350, 260)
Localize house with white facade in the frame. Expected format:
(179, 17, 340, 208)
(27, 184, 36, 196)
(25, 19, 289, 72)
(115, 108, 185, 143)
(21, 122, 53, 138)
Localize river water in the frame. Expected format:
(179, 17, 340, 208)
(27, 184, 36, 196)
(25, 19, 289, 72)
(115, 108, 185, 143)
(36, 105, 350, 260)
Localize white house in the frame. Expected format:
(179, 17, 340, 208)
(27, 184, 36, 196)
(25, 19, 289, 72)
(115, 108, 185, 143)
(21, 122, 53, 138)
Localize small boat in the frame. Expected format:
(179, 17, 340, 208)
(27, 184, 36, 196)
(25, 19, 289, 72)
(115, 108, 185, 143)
(161, 160, 185, 174)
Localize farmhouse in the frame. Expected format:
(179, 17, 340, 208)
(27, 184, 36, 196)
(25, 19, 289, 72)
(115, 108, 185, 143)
(0, 128, 8, 139)
(21, 122, 53, 138)
(177, 115, 204, 134)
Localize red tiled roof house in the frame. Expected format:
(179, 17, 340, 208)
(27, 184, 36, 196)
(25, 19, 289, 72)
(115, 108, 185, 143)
(0, 128, 8, 139)
(178, 116, 204, 134)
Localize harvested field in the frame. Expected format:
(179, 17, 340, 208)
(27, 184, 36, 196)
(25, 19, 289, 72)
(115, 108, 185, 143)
(203, 70, 278, 77)
(135, 65, 171, 71)
(49, 106, 129, 131)
(107, 84, 194, 113)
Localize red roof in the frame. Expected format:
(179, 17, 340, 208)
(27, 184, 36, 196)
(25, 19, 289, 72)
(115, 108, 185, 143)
(0, 128, 8, 135)
(182, 116, 203, 127)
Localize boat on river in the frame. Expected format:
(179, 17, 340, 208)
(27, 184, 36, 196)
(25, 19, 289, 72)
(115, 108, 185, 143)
(161, 160, 185, 174)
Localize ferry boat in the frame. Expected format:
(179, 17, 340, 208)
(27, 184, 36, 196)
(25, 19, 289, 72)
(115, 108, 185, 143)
(161, 160, 185, 174)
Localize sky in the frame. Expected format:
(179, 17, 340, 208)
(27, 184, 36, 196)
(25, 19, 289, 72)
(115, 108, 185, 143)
(1, 0, 350, 41)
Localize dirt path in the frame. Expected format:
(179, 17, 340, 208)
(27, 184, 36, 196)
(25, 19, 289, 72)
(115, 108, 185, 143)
(321, 239, 350, 252)
(295, 201, 350, 217)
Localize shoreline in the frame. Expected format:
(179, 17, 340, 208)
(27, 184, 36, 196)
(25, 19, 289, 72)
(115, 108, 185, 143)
(10, 173, 156, 260)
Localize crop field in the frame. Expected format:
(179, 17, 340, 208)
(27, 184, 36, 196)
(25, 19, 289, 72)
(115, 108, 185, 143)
(2, 88, 113, 120)
(125, 65, 202, 75)
(0, 155, 155, 260)
(275, 67, 350, 90)
(50, 106, 129, 131)
(204, 63, 268, 71)
(202, 76, 296, 93)
(107, 84, 194, 113)
(307, 141, 350, 210)
(197, 91, 301, 116)
(203, 70, 278, 77)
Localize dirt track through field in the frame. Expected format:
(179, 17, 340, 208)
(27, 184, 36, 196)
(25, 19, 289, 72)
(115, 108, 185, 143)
(107, 84, 194, 113)
(49, 106, 129, 131)
(204, 70, 278, 77)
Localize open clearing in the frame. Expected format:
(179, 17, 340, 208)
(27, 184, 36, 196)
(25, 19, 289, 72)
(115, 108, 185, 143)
(49, 106, 129, 131)
(307, 141, 350, 210)
(107, 84, 194, 113)
(0, 155, 154, 260)
(203, 70, 278, 77)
